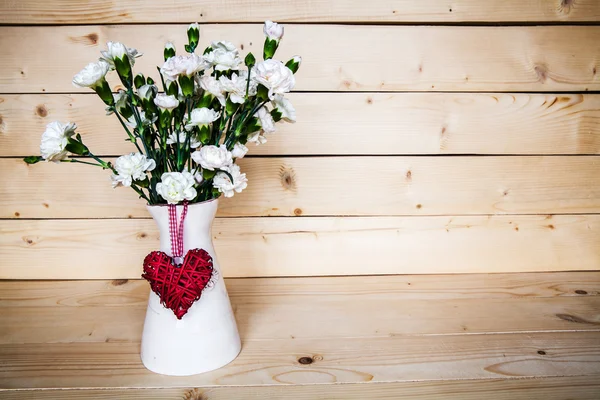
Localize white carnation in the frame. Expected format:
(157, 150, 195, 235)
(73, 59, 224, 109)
(111, 152, 156, 188)
(199, 75, 226, 106)
(106, 89, 128, 115)
(137, 84, 157, 101)
(72, 60, 110, 89)
(247, 130, 267, 145)
(160, 54, 207, 81)
(185, 107, 220, 130)
(156, 171, 197, 204)
(191, 144, 232, 171)
(40, 121, 77, 162)
(219, 71, 257, 104)
(154, 93, 180, 111)
(272, 94, 296, 122)
(185, 167, 204, 184)
(125, 110, 156, 129)
(255, 106, 276, 133)
(205, 41, 242, 71)
(166, 131, 201, 148)
(253, 59, 295, 99)
(263, 20, 284, 41)
(213, 164, 248, 198)
(100, 41, 141, 68)
(231, 142, 249, 159)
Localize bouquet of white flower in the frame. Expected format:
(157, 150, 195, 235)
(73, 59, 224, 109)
(25, 21, 301, 205)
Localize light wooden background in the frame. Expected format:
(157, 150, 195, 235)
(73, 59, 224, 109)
(1, 1, 599, 280)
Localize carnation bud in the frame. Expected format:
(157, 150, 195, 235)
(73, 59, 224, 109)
(134, 74, 146, 89)
(187, 23, 200, 52)
(164, 41, 176, 61)
(23, 156, 43, 164)
(65, 138, 89, 156)
(285, 56, 302, 74)
(137, 84, 158, 114)
(244, 52, 256, 68)
(270, 108, 283, 122)
(263, 21, 284, 41)
(138, 84, 157, 101)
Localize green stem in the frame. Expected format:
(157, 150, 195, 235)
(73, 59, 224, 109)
(245, 67, 252, 99)
(131, 184, 151, 203)
(114, 110, 144, 153)
(61, 159, 104, 167)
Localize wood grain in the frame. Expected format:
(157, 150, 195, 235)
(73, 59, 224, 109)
(1, 277, 599, 344)
(2, 0, 599, 24)
(3, 272, 598, 306)
(3, 93, 600, 156)
(2, 25, 599, 93)
(2, 156, 599, 218)
(1, 215, 599, 279)
(1, 332, 599, 388)
(2, 376, 600, 400)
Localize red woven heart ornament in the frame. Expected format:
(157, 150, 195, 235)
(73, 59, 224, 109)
(142, 249, 214, 319)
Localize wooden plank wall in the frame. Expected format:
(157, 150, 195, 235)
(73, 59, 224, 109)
(0, 0, 599, 279)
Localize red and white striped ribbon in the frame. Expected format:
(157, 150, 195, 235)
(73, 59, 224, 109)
(168, 201, 188, 265)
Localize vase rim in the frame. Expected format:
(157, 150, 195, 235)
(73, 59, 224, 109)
(146, 198, 219, 208)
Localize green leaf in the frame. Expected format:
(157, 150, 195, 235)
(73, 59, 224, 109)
(146, 77, 155, 85)
(184, 44, 192, 54)
(203, 46, 213, 55)
(23, 156, 43, 164)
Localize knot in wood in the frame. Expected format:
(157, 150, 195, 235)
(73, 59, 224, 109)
(298, 356, 314, 365)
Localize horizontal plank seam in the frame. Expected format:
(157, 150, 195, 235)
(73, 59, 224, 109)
(5, 91, 600, 96)
(1, 374, 600, 390)
(2, 270, 599, 282)
(4, 155, 600, 159)
(0, 373, 597, 390)
(3, 21, 600, 27)
(3, 212, 600, 221)
(3, 90, 600, 95)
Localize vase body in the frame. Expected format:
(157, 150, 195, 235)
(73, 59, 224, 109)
(141, 199, 241, 376)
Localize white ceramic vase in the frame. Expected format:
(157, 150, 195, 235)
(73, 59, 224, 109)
(141, 199, 241, 376)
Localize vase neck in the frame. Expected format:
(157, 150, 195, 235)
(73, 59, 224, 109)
(146, 200, 219, 256)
